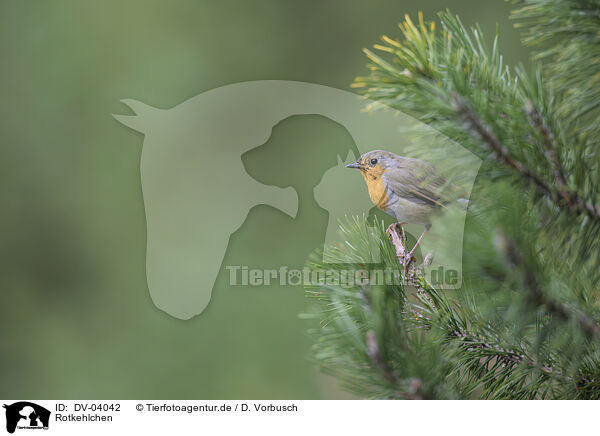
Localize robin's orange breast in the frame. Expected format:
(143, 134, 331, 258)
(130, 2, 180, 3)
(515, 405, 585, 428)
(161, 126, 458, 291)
(361, 169, 389, 211)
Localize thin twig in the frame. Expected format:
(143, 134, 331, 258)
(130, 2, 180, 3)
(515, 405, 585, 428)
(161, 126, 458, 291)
(525, 101, 574, 207)
(366, 330, 396, 384)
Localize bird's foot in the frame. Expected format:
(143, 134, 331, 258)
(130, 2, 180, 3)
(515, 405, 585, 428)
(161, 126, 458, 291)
(407, 225, 431, 261)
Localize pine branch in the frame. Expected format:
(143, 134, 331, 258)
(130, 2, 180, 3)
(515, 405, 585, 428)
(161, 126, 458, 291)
(511, 0, 600, 135)
(307, 7, 600, 400)
(306, 216, 600, 398)
(353, 10, 600, 274)
(495, 228, 600, 342)
(452, 94, 600, 221)
(304, 218, 462, 399)
(451, 94, 553, 200)
(414, 282, 574, 397)
(525, 101, 569, 193)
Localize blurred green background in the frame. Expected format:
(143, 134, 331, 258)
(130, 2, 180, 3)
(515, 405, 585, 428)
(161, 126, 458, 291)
(0, 0, 528, 399)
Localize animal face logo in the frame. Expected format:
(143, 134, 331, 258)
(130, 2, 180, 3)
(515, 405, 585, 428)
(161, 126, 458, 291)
(3, 402, 50, 434)
(114, 80, 481, 319)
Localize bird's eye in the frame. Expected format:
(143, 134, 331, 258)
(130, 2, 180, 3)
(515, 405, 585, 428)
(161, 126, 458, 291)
(370, 158, 378, 166)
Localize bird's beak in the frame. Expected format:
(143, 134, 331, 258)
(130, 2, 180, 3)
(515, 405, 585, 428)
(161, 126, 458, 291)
(346, 162, 362, 169)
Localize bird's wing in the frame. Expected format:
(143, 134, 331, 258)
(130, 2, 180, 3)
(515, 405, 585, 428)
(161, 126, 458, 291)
(383, 162, 448, 209)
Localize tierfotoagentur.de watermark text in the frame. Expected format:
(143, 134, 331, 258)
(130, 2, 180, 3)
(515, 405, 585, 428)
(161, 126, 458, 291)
(226, 265, 459, 287)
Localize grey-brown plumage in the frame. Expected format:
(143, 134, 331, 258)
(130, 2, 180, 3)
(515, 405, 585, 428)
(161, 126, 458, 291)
(347, 150, 465, 258)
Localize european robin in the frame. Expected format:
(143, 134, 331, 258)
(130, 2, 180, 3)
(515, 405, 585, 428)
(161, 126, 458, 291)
(346, 150, 456, 259)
